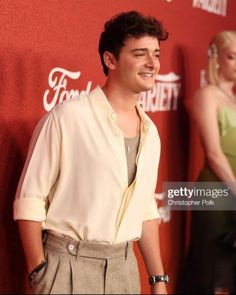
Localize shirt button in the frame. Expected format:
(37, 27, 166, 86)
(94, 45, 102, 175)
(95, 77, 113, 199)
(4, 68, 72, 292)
(111, 112, 117, 120)
(68, 244, 75, 250)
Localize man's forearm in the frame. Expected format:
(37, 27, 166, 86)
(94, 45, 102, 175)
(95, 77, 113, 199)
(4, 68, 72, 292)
(138, 219, 167, 294)
(138, 219, 164, 275)
(17, 220, 45, 274)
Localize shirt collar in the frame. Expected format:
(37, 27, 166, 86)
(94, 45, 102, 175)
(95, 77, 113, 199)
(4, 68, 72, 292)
(89, 85, 152, 132)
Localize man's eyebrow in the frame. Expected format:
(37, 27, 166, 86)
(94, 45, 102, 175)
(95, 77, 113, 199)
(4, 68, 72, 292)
(130, 48, 161, 53)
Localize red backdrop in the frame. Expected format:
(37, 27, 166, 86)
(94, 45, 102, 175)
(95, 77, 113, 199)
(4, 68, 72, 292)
(0, 0, 236, 293)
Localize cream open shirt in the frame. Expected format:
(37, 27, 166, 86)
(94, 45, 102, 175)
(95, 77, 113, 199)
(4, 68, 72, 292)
(14, 86, 160, 244)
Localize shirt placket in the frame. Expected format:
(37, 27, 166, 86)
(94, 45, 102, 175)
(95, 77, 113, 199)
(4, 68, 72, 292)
(108, 111, 129, 188)
(114, 119, 149, 238)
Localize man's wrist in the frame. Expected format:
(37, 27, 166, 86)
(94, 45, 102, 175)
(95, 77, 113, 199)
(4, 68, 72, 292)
(28, 260, 47, 281)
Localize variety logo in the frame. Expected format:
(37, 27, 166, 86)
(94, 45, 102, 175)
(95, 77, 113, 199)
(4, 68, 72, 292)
(139, 72, 181, 112)
(43, 67, 92, 112)
(192, 0, 227, 16)
(43, 68, 181, 113)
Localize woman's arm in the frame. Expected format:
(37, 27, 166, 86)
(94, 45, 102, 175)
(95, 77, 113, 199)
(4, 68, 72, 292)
(192, 88, 236, 185)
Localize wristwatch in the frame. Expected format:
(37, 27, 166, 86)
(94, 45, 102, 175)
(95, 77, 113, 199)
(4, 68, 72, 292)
(148, 274, 170, 285)
(28, 260, 47, 281)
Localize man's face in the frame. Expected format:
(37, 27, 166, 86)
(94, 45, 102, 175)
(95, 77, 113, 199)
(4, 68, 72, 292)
(112, 35, 160, 94)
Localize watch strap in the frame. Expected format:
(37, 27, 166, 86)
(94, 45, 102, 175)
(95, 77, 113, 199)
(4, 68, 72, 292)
(148, 274, 170, 285)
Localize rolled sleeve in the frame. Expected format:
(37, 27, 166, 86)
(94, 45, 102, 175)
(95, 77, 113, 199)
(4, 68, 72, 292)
(143, 196, 160, 221)
(13, 111, 60, 221)
(13, 198, 46, 221)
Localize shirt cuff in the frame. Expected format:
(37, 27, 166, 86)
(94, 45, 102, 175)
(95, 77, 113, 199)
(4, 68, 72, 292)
(143, 198, 160, 221)
(13, 198, 46, 221)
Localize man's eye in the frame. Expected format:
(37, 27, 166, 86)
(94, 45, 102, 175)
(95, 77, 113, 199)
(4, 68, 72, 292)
(135, 54, 145, 57)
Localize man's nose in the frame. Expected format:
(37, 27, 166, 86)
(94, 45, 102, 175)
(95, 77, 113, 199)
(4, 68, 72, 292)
(145, 54, 159, 69)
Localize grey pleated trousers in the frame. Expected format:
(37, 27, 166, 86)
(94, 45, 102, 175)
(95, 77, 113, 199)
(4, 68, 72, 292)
(28, 231, 140, 294)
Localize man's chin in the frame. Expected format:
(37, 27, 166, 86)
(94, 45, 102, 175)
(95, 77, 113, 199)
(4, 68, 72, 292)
(142, 84, 155, 92)
(134, 83, 155, 94)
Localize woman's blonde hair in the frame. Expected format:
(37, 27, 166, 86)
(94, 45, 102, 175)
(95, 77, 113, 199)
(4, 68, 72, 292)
(207, 31, 236, 84)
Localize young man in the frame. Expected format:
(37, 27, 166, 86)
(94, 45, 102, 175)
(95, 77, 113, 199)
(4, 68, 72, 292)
(14, 11, 169, 294)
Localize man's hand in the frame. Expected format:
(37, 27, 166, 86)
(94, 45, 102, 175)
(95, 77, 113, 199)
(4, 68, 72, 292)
(151, 282, 168, 294)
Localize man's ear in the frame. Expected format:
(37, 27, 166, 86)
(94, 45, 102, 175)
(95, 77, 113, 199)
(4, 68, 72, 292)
(103, 51, 116, 71)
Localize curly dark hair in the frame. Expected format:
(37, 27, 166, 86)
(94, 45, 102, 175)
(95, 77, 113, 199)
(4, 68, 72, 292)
(99, 11, 168, 75)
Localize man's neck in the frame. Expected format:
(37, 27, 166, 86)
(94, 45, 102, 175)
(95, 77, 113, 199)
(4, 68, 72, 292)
(102, 82, 139, 114)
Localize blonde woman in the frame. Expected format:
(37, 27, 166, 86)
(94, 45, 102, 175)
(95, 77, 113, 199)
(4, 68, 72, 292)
(183, 31, 236, 294)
